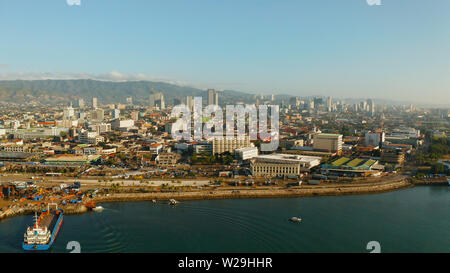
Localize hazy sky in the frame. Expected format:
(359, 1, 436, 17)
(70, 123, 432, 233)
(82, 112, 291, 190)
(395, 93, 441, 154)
(0, 0, 449, 105)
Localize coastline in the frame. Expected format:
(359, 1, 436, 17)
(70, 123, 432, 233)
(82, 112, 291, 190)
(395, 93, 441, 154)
(0, 203, 88, 220)
(0, 179, 414, 221)
(93, 180, 414, 204)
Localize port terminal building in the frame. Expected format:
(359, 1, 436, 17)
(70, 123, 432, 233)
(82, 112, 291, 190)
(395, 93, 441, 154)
(320, 157, 383, 177)
(250, 154, 321, 177)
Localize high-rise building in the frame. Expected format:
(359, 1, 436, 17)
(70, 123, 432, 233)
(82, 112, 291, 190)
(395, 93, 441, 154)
(309, 100, 315, 110)
(78, 112, 87, 120)
(256, 97, 261, 107)
(215, 92, 219, 105)
(92, 97, 98, 109)
(367, 99, 375, 117)
(207, 89, 218, 105)
(173, 98, 182, 106)
(212, 135, 252, 154)
(131, 111, 139, 121)
(365, 131, 385, 147)
(63, 105, 75, 120)
(112, 109, 120, 119)
(126, 96, 133, 106)
(289, 97, 299, 106)
(327, 96, 332, 112)
(186, 96, 194, 110)
(149, 92, 165, 109)
(90, 108, 104, 121)
(360, 101, 367, 112)
(314, 97, 324, 107)
(75, 98, 85, 108)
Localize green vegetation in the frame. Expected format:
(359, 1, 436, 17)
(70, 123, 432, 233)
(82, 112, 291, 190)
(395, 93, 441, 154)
(191, 152, 234, 165)
(416, 137, 450, 165)
(429, 137, 450, 156)
(414, 136, 449, 175)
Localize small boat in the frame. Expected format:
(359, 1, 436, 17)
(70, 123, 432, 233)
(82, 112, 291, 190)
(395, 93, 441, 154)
(289, 217, 302, 223)
(168, 199, 179, 205)
(84, 201, 96, 209)
(152, 199, 157, 203)
(92, 206, 104, 212)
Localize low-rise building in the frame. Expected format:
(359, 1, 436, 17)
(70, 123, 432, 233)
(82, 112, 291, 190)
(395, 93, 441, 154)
(45, 154, 101, 165)
(235, 147, 258, 160)
(2, 145, 30, 153)
(79, 131, 104, 145)
(381, 149, 405, 165)
(251, 154, 321, 177)
(111, 119, 135, 131)
(194, 143, 212, 154)
(157, 152, 181, 167)
(150, 143, 163, 155)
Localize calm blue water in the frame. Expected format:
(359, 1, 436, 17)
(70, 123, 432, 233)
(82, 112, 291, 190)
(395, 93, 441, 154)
(1, 186, 449, 253)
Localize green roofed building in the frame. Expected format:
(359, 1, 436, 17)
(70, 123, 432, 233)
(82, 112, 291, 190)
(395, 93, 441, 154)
(347, 158, 364, 168)
(323, 157, 378, 171)
(331, 157, 350, 167)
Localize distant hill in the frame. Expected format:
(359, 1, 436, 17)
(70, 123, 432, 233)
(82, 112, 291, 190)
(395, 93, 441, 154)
(0, 80, 421, 107)
(0, 79, 257, 106)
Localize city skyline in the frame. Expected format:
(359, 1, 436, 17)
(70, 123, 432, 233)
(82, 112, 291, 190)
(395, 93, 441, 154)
(1, 0, 449, 105)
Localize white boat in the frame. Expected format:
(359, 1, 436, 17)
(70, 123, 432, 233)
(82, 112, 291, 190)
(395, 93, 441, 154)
(290, 217, 302, 223)
(168, 199, 179, 205)
(92, 206, 104, 212)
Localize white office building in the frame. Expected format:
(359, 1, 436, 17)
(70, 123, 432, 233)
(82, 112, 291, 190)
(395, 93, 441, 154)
(235, 147, 258, 160)
(111, 119, 135, 130)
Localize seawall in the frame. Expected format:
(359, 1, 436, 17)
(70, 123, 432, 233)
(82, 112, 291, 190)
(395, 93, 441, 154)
(0, 204, 88, 221)
(94, 180, 413, 203)
(0, 179, 413, 220)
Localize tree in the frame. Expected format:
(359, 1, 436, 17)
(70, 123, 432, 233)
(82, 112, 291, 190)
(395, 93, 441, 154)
(223, 155, 234, 165)
(431, 163, 445, 174)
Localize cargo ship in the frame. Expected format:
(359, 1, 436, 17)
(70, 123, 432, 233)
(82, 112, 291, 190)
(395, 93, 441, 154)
(22, 203, 63, 251)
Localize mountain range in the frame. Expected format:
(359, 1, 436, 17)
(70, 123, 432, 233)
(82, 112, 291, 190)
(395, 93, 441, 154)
(0, 79, 260, 106)
(0, 79, 431, 107)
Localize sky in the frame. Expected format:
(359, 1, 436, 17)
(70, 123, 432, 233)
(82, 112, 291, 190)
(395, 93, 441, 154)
(0, 0, 449, 105)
